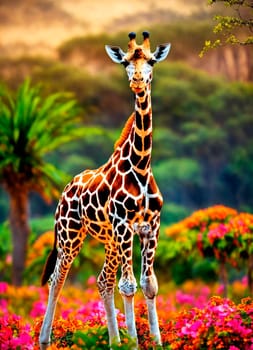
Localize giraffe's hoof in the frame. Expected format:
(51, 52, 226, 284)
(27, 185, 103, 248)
(40, 342, 50, 350)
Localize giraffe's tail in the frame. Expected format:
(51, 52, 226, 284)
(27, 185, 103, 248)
(41, 229, 58, 286)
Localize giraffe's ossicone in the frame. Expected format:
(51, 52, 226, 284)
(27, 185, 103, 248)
(39, 31, 171, 349)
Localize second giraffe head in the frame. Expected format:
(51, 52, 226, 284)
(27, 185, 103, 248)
(105, 32, 171, 94)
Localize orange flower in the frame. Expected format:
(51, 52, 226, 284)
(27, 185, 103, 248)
(26, 231, 54, 266)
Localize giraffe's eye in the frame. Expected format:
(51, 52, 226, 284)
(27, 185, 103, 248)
(147, 59, 155, 67)
(121, 60, 129, 67)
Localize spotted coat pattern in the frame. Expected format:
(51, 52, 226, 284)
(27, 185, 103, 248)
(39, 32, 171, 349)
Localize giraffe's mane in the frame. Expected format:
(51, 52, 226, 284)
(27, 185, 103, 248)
(114, 113, 135, 149)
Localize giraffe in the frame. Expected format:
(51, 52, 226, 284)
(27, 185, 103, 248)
(39, 31, 171, 349)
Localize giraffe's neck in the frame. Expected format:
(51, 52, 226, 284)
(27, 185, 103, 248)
(111, 85, 153, 177)
(131, 85, 152, 173)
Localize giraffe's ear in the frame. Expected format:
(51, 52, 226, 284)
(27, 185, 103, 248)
(152, 43, 171, 63)
(105, 45, 126, 64)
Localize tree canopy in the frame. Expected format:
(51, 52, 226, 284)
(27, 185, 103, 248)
(200, 0, 253, 56)
(0, 79, 83, 284)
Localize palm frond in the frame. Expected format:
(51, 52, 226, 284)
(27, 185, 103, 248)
(0, 79, 82, 201)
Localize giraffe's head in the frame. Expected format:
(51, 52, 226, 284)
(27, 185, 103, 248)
(105, 32, 171, 93)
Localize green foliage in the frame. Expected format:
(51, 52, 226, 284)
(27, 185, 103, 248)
(200, 0, 253, 56)
(0, 222, 12, 282)
(51, 330, 74, 348)
(153, 157, 202, 204)
(192, 258, 218, 281)
(30, 215, 54, 236)
(0, 79, 83, 200)
(58, 33, 112, 61)
(154, 158, 201, 184)
(161, 203, 190, 226)
(73, 327, 137, 349)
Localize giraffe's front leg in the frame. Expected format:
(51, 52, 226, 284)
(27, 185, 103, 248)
(116, 225, 138, 344)
(135, 221, 162, 346)
(97, 242, 121, 346)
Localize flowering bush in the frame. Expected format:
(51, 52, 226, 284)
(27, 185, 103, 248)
(198, 212, 253, 265)
(0, 285, 34, 350)
(166, 205, 238, 256)
(164, 296, 253, 350)
(165, 205, 253, 292)
(162, 205, 237, 265)
(0, 314, 33, 350)
(0, 280, 252, 349)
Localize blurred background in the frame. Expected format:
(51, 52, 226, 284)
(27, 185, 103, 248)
(0, 0, 252, 286)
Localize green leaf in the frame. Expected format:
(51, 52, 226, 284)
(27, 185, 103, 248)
(0, 79, 81, 201)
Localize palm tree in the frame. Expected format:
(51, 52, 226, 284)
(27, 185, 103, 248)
(0, 79, 82, 286)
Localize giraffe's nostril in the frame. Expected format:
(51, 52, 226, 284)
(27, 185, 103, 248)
(133, 76, 144, 83)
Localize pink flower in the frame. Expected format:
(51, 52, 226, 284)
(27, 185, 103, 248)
(5, 254, 12, 264)
(0, 298, 8, 313)
(29, 301, 46, 318)
(61, 308, 74, 319)
(180, 320, 202, 338)
(227, 318, 252, 337)
(241, 276, 248, 287)
(87, 275, 97, 286)
(207, 223, 228, 244)
(176, 290, 194, 305)
(0, 314, 33, 350)
(0, 282, 8, 294)
(217, 284, 225, 295)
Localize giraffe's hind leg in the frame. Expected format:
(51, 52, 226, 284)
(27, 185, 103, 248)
(39, 252, 72, 348)
(39, 230, 85, 349)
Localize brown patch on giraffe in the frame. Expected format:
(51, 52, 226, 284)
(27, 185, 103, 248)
(90, 192, 99, 208)
(143, 114, 151, 130)
(72, 238, 81, 249)
(118, 159, 131, 173)
(141, 97, 148, 110)
(130, 152, 141, 165)
(68, 230, 77, 240)
(105, 166, 116, 184)
(136, 155, 150, 170)
(122, 141, 130, 158)
(124, 181, 141, 197)
(97, 209, 106, 221)
(86, 205, 96, 221)
(97, 183, 110, 207)
(89, 174, 104, 192)
(66, 185, 79, 198)
(134, 133, 143, 152)
(111, 174, 123, 196)
(144, 134, 152, 151)
(133, 48, 144, 59)
(80, 172, 94, 184)
(60, 199, 69, 217)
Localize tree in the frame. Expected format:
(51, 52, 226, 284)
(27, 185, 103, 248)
(200, 0, 253, 56)
(0, 79, 82, 285)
